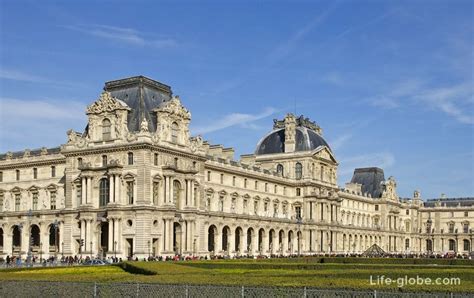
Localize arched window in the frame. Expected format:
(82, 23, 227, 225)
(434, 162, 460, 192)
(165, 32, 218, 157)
(102, 118, 111, 140)
(171, 122, 179, 143)
(276, 164, 284, 176)
(128, 152, 134, 165)
(405, 238, 410, 250)
(99, 178, 109, 206)
(295, 162, 302, 180)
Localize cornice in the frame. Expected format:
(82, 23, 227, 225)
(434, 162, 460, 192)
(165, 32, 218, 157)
(0, 157, 66, 170)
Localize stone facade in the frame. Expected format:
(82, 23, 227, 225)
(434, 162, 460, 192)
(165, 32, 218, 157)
(0, 76, 472, 259)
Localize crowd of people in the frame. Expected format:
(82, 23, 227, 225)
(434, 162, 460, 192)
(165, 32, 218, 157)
(0, 251, 471, 268)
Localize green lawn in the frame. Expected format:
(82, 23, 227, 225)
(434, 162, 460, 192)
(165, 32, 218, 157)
(0, 258, 473, 293)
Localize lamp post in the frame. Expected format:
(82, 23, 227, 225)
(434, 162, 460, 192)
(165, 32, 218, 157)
(53, 219, 59, 264)
(26, 209, 33, 266)
(296, 216, 302, 257)
(147, 240, 151, 259)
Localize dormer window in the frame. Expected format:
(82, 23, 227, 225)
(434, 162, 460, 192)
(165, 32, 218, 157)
(102, 118, 111, 140)
(295, 162, 302, 180)
(277, 164, 284, 176)
(171, 122, 179, 143)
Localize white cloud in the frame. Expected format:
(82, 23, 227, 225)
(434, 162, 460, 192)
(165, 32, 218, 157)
(338, 152, 395, 175)
(192, 107, 277, 135)
(0, 97, 87, 152)
(0, 69, 51, 83)
(63, 24, 177, 48)
(329, 134, 352, 151)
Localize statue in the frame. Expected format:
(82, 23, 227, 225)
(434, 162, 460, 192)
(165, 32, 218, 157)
(140, 118, 149, 132)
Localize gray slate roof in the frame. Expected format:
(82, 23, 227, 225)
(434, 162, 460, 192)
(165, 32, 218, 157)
(104, 76, 173, 133)
(350, 167, 385, 198)
(0, 147, 61, 160)
(424, 197, 474, 207)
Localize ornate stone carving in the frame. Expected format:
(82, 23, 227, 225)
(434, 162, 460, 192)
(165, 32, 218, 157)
(157, 96, 191, 120)
(23, 149, 30, 158)
(190, 135, 204, 153)
(140, 118, 149, 132)
(86, 91, 129, 115)
(381, 176, 398, 201)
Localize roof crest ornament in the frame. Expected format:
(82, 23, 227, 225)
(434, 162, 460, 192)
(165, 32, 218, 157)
(86, 91, 130, 115)
(273, 114, 322, 134)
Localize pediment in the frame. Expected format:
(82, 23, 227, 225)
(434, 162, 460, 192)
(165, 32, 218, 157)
(312, 146, 337, 163)
(86, 91, 130, 115)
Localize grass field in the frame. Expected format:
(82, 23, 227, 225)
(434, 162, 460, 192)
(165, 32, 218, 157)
(0, 258, 473, 293)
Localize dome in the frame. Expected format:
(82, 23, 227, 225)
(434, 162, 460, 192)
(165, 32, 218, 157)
(255, 126, 331, 155)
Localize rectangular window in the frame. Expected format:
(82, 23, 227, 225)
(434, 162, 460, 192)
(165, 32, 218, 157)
(207, 171, 211, 181)
(375, 205, 379, 211)
(244, 178, 247, 188)
(0, 193, 3, 212)
(76, 185, 82, 206)
(127, 181, 134, 204)
(128, 152, 134, 165)
(265, 183, 268, 192)
(296, 188, 301, 196)
(464, 224, 469, 234)
(465, 211, 469, 217)
(283, 187, 287, 195)
(274, 185, 277, 194)
(154, 153, 159, 166)
(255, 181, 258, 190)
(51, 166, 56, 177)
(406, 209, 409, 215)
(232, 176, 236, 186)
(220, 174, 224, 184)
(295, 206, 302, 220)
(153, 182, 159, 205)
(0, 171, 2, 182)
(33, 168, 37, 179)
(16, 170, 20, 181)
(15, 194, 21, 211)
(50, 191, 56, 210)
(32, 192, 38, 210)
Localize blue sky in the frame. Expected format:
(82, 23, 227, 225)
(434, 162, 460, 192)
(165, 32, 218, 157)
(0, 0, 473, 199)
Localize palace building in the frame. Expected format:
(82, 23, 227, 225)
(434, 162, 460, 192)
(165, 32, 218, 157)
(0, 76, 472, 260)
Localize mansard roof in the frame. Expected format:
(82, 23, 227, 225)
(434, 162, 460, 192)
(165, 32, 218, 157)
(424, 197, 474, 207)
(103, 75, 173, 133)
(0, 147, 61, 161)
(350, 167, 385, 199)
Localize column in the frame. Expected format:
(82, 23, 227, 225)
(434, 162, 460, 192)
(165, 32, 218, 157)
(108, 219, 114, 252)
(81, 177, 86, 205)
(109, 175, 115, 203)
(169, 178, 174, 204)
(168, 219, 174, 252)
(228, 231, 234, 255)
(252, 231, 258, 255)
(115, 175, 120, 204)
(216, 230, 222, 253)
(190, 182, 195, 207)
(164, 177, 169, 204)
(87, 177, 92, 205)
(282, 232, 288, 255)
(241, 229, 246, 254)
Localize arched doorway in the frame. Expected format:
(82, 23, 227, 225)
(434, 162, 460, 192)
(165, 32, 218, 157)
(278, 230, 284, 254)
(49, 225, 59, 253)
(235, 227, 242, 253)
(258, 228, 265, 253)
(449, 239, 456, 251)
(288, 230, 294, 253)
(222, 226, 230, 253)
(12, 225, 21, 252)
(0, 228, 3, 250)
(269, 229, 275, 254)
(100, 222, 109, 258)
(30, 225, 40, 251)
(246, 228, 253, 252)
(173, 222, 182, 255)
(208, 225, 217, 252)
(426, 239, 433, 252)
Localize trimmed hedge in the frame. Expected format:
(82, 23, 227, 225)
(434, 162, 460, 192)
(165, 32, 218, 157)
(115, 262, 156, 275)
(249, 257, 474, 266)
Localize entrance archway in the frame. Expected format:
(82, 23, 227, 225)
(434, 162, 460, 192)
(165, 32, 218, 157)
(208, 225, 217, 252)
(30, 225, 40, 250)
(222, 226, 230, 252)
(12, 225, 21, 251)
(100, 222, 109, 258)
(173, 222, 182, 255)
(49, 225, 59, 252)
(258, 228, 265, 253)
(235, 227, 242, 252)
